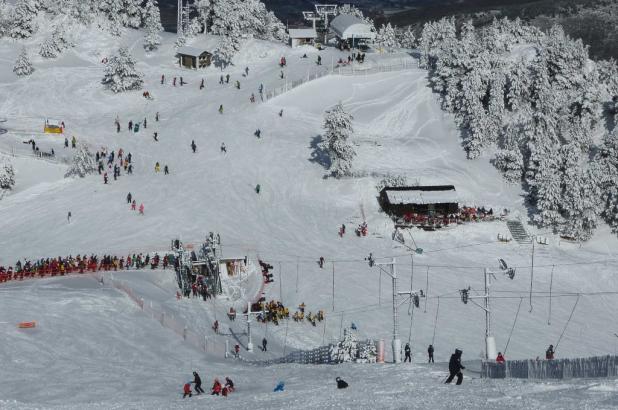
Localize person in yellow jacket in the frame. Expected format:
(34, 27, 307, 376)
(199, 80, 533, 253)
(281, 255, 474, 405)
(155, 162, 160, 173)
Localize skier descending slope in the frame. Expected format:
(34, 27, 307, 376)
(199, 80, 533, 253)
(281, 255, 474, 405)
(193, 371, 204, 394)
(445, 349, 465, 385)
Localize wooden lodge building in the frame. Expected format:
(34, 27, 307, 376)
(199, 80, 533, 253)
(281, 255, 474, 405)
(379, 185, 459, 218)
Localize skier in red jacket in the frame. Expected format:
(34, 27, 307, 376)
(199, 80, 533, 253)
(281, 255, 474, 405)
(496, 352, 505, 364)
(183, 382, 192, 398)
(211, 379, 222, 395)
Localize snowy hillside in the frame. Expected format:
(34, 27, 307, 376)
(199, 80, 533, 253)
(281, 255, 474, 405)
(1, 8, 618, 409)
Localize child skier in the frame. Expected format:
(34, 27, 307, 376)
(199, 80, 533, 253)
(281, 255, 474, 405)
(183, 382, 192, 398)
(211, 379, 222, 395)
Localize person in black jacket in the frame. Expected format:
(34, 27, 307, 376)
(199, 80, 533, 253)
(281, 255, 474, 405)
(445, 349, 465, 385)
(404, 343, 411, 362)
(193, 371, 204, 394)
(336, 377, 348, 389)
(428, 344, 434, 363)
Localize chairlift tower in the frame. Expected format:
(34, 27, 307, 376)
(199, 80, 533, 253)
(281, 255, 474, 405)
(177, 0, 183, 36)
(369, 256, 425, 363)
(459, 261, 516, 360)
(302, 11, 320, 31)
(302, 4, 337, 43)
(244, 301, 269, 352)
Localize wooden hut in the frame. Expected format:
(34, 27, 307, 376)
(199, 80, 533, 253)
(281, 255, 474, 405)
(379, 185, 459, 217)
(176, 46, 212, 69)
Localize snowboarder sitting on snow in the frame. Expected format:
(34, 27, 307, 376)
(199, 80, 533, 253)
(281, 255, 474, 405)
(445, 349, 465, 385)
(336, 377, 348, 389)
(211, 379, 222, 395)
(496, 352, 505, 364)
(183, 382, 192, 398)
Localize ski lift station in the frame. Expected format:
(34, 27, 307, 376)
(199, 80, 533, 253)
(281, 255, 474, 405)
(329, 14, 376, 47)
(288, 28, 318, 48)
(378, 185, 459, 217)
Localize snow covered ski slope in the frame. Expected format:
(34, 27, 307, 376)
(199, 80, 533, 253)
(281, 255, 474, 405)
(1, 26, 618, 409)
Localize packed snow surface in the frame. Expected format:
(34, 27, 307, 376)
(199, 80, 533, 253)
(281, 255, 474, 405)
(1, 28, 618, 409)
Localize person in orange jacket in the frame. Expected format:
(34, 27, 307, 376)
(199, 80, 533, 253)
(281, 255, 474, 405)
(496, 352, 506, 364)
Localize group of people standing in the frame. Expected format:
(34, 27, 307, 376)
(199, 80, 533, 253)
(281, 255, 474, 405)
(183, 372, 235, 398)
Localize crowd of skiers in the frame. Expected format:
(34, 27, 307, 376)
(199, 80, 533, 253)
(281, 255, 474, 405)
(291, 302, 325, 326)
(175, 277, 215, 301)
(0, 252, 171, 282)
(97, 147, 134, 184)
(183, 371, 235, 398)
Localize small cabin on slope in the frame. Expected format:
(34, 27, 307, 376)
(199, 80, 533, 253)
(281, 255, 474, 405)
(288, 28, 318, 48)
(176, 46, 213, 69)
(379, 185, 459, 217)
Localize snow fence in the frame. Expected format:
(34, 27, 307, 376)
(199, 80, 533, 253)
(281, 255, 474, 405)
(243, 340, 377, 366)
(264, 59, 415, 101)
(482, 355, 618, 380)
(93, 272, 226, 358)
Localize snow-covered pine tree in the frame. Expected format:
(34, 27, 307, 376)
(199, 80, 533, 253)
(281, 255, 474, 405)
(398, 26, 416, 49)
(120, 0, 142, 29)
(597, 129, 618, 234)
(101, 47, 143, 93)
(559, 143, 601, 241)
(376, 23, 399, 53)
(0, 1, 9, 37)
(70, 0, 94, 25)
(214, 35, 239, 68)
(376, 174, 408, 192)
(321, 103, 356, 178)
(39, 25, 72, 58)
(64, 144, 97, 178)
(0, 158, 15, 190)
(337, 4, 374, 27)
(195, 0, 214, 32)
(142, 0, 163, 51)
(13, 48, 34, 76)
(356, 340, 377, 363)
(10, 0, 38, 39)
(329, 329, 358, 363)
